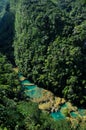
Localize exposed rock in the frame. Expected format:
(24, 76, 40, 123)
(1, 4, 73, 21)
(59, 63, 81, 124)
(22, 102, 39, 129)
(13, 67, 18, 73)
(39, 102, 52, 111)
(19, 76, 26, 81)
(55, 97, 61, 104)
(32, 94, 52, 103)
(70, 118, 79, 129)
(61, 107, 69, 117)
(66, 102, 78, 112)
(13, 67, 86, 124)
(61, 98, 66, 104)
(83, 116, 86, 120)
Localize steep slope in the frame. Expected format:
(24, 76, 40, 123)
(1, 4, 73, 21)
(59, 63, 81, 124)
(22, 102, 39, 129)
(10, 0, 86, 106)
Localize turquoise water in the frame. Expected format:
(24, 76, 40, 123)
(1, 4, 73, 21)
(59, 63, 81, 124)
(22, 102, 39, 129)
(19, 74, 86, 120)
(21, 80, 31, 85)
(51, 111, 65, 120)
(21, 79, 36, 90)
(19, 76, 40, 98)
(20, 78, 43, 98)
(18, 73, 24, 78)
(78, 109, 86, 116)
(70, 112, 78, 118)
(61, 103, 68, 108)
(24, 86, 36, 90)
(25, 88, 43, 98)
(25, 89, 36, 98)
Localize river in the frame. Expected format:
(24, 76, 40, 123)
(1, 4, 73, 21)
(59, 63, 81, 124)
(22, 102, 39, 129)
(18, 72, 86, 121)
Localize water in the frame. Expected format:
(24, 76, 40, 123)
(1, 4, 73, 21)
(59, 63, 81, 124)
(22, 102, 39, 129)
(18, 73, 24, 78)
(21, 80, 31, 85)
(51, 111, 65, 120)
(25, 89, 36, 98)
(20, 77, 43, 98)
(21, 79, 36, 91)
(70, 112, 78, 118)
(19, 73, 86, 120)
(25, 90, 42, 98)
(78, 109, 86, 116)
(25, 87, 43, 98)
(61, 103, 68, 108)
(24, 85, 36, 90)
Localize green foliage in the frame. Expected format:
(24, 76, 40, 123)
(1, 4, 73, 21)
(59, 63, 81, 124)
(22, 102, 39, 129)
(0, 54, 73, 130)
(0, 0, 7, 17)
(10, 0, 86, 106)
(0, 53, 72, 130)
(0, 3, 15, 64)
(0, 0, 86, 129)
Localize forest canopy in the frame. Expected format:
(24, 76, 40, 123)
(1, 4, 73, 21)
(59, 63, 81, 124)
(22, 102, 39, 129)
(9, 0, 86, 106)
(0, 0, 86, 129)
(0, 0, 85, 105)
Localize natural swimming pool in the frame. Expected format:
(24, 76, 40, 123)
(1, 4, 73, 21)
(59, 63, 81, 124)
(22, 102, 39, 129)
(19, 74, 86, 120)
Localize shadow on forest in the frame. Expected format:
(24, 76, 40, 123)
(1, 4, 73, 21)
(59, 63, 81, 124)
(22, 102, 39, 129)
(0, 11, 15, 65)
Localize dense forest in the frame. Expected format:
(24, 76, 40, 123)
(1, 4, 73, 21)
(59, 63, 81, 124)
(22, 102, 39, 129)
(0, 0, 86, 129)
(11, 0, 86, 106)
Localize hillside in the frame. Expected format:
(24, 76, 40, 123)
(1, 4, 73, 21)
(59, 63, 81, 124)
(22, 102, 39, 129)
(10, 0, 86, 106)
(0, 0, 86, 129)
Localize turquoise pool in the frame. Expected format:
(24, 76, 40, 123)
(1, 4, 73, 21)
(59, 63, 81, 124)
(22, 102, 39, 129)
(61, 103, 68, 108)
(70, 111, 78, 118)
(51, 111, 65, 120)
(21, 80, 31, 85)
(21, 79, 43, 98)
(19, 74, 86, 120)
(78, 109, 86, 116)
